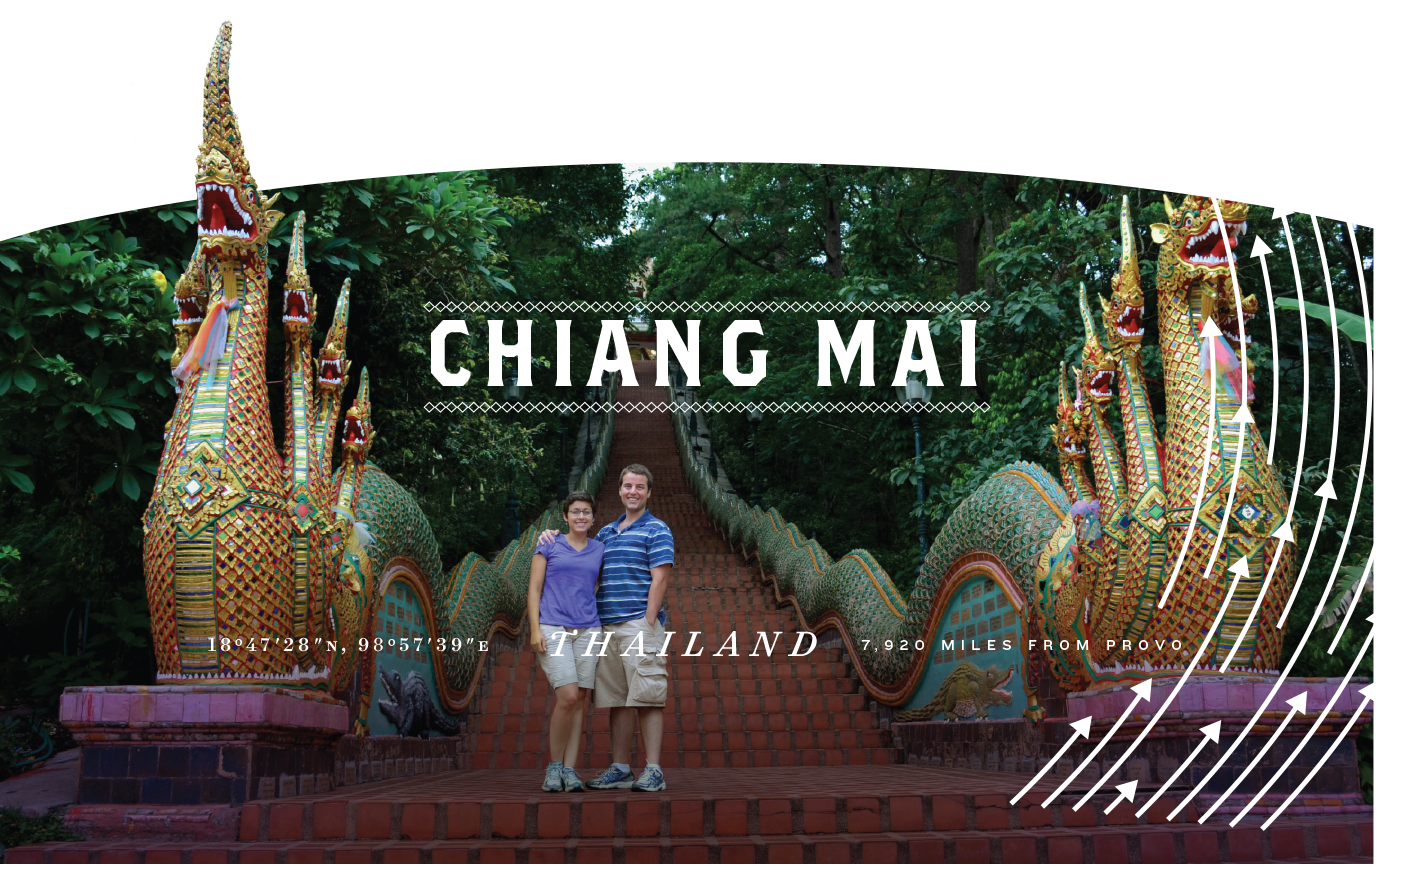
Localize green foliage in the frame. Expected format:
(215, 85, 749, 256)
(0, 165, 635, 709)
(0, 806, 82, 850)
(1275, 297, 1373, 348)
(0, 546, 17, 604)
(632, 167, 1374, 688)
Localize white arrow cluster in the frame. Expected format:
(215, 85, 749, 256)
(1100, 67, 1398, 825)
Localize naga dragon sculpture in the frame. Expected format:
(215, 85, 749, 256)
(142, 23, 606, 733)
(675, 194, 1294, 717)
(1035, 195, 1291, 686)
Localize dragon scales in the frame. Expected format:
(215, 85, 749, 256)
(142, 23, 600, 733)
(1034, 195, 1293, 687)
(673, 195, 1294, 717)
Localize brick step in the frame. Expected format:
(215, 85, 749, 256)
(8, 823, 1374, 863)
(228, 787, 1277, 842)
(467, 728, 892, 753)
(465, 747, 899, 770)
(651, 597, 779, 608)
(467, 710, 878, 737)
(478, 691, 865, 716)
(485, 677, 860, 699)
(663, 555, 755, 566)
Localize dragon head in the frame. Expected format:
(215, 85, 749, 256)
(341, 369, 375, 464)
(1051, 362, 1088, 461)
(282, 212, 315, 340)
(1077, 283, 1117, 407)
(172, 250, 208, 330)
(1104, 195, 1146, 352)
(1208, 284, 1259, 352)
(194, 22, 281, 260)
(319, 345, 346, 389)
(1151, 194, 1248, 293)
(318, 280, 352, 397)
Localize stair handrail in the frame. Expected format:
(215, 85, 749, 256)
(665, 382, 1064, 714)
(438, 375, 619, 710)
(664, 383, 917, 702)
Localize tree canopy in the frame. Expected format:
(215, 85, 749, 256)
(0, 164, 1372, 796)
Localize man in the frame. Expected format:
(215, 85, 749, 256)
(538, 463, 674, 792)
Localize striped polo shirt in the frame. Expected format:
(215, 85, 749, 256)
(594, 509, 674, 626)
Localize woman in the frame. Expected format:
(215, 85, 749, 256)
(527, 491, 606, 792)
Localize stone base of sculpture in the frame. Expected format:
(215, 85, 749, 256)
(55, 684, 472, 841)
(893, 675, 1371, 820)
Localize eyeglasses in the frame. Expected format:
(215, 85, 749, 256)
(567, 509, 594, 517)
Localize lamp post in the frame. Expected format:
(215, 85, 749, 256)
(746, 403, 763, 508)
(904, 363, 931, 566)
(556, 401, 571, 501)
(583, 386, 596, 462)
(500, 369, 522, 546)
(688, 388, 699, 450)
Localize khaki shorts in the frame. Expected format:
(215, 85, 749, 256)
(594, 617, 669, 708)
(535, 625, 602, 691)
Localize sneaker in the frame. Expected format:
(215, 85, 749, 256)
(541, 764, 564, 792)
(631, 766, 666, 792)
(585, 766, 636, 790)
(561, 768, 585, 792)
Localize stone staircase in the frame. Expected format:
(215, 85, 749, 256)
(461, 360, 898, 771)
(5, 361, 1373, 863)
(7, 766, 1372, 863)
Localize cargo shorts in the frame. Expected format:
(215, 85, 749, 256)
(593, 617, 669, 708)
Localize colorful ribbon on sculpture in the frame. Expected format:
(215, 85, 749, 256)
(1199, 333, 1254, 404)
(173, 297, 240, 388)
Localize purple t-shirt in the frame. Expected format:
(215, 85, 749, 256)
(536, 538, 605, 630)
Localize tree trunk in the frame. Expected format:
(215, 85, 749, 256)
(949, 171, 980, 295)
(821, 167, 843, 278)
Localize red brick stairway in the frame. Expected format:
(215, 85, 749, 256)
(469, 362, 896, 770)
(5, 362, 1373, 863)
(8, 766, 1371, 863)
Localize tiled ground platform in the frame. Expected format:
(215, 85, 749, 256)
(7, 766, 1371, 863)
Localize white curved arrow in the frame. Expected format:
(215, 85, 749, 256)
(1257, 74, 1342, 634)
(1137, 721, 1221, 817)
(1042, 679, 1152, 807)
(1319, 68, 1398, 662)
(1325, 224, 1375, 655)
(1276, 483, 1335, 629)
(1196, 691, 1309, 822)
(1232, 620, 1374, 825)
(1105, 780, 1138, 815)
(1262, 682, 1374, 829)
(1158, 317, 1225, 609)
(1328, 548, 1374, 656)
(1319, 221, 1374, 656)
(1077, 556, 1248, 808)
(1250, 235, 1282, 463)
(1010, 716, 1092, 805)
(1200, 197, 1254, 577)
